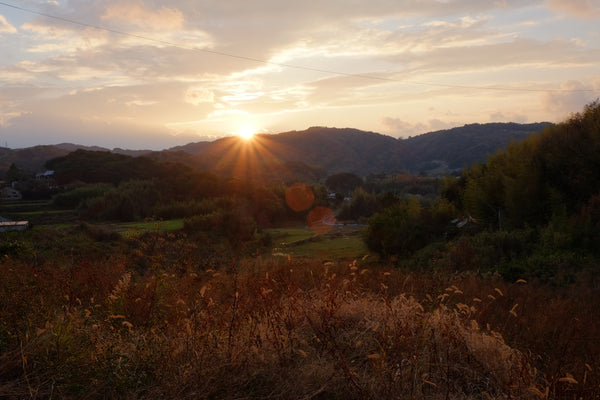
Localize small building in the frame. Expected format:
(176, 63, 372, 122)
(36, 170, 55, 180)
(0, 220, 29, 232)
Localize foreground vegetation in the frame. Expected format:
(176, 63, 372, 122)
(1, 227, 599, 399)
(2, 102, 600, 398)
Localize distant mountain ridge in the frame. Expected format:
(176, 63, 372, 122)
(404, 122, 553, 172)
(167, 123, 552, 175)
(0, 122, 552, 177)
(0, 144, 153, 175)
(170, 127, 415, 175)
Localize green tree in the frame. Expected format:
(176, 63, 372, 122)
(80, 180, 161, 221)
(5, 163, 30, 182)
(364, 198, 430, 258)
(459, 100, 600, 230)
(338, 187, 380, 220)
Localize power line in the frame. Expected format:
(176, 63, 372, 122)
(0, 1, 597, 94)
(5, 1, 385, 81)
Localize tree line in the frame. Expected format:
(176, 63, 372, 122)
(363, 101, 600, 282)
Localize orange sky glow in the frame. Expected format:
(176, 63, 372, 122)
(0, 0, 599, 149)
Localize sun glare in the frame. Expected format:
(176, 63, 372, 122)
(238, 126, 255, 140)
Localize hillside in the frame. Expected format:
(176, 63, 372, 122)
(0, 145, 73, 174)
(168, 127, 414, 175)
(0, 144, 153, 175)
(169, 124, 551, 176)
(1, 123, 551, 178)
(403, 122, 553, 173)
(265, 127, 414, 174)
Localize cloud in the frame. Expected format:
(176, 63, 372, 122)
(543, 80, 599, 120)
(185, 87, 215, 105)
(381, 117, 461, 138)
(546, 0, 600, 19)
(395, 37, 598, 78)
(9, 1, 580, 90)
(0, 14, 16, 34)
(0, 111, 196, 150)
(176, 0, 530, 26)
(101, 1, 184, 31)
(0, 81, 219, 147)
(489, 111, 528, 123)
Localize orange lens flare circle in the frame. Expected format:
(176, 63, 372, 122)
(285, 182, 315, 212)
(307, 206, 336, 235)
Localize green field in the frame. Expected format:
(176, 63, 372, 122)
(4, 200, 368, 259)
(287, 235, 368, 259)
(266, 225, 369, 260)
(116, 219, 184, 237)
(266, 227, 315, 245)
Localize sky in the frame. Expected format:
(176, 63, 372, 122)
(0, 0, 599, 150)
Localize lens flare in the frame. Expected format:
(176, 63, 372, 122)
(285, 182, 315, 212)
(307, 206, 336, 235)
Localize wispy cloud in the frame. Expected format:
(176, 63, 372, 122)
(0, 13, 16, 33)
(546, 0, 600, 20)
(101, 1, 184, 31)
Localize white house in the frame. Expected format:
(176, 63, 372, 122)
(36, 170, 55, 180)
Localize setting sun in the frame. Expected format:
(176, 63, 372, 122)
(238, 126, 255, 140)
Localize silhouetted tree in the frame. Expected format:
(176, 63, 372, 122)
(325, 172, 363, 196)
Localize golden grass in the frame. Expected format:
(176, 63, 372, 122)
(0, 245, 599, 399)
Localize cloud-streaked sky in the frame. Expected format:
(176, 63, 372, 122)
(1, 0, 599, 150)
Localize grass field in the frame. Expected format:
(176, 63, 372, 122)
(3, 200, 600, 398)
(117, 219, 184, 237)
(0, 200, 50, 209)
(266, 225, 369, 260)
(286, 235, 368, 259)
(1, 200, 78, 225)
(265, 226, 315, 245)
(3, 199, 368, 259)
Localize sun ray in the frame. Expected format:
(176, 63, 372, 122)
(208, 132, 306, 186)
(238, 125, 255, 140)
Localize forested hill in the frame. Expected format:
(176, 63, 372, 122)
(0, 144, 151, 174)
(403, 122, 553, 172)
(457, 102, 600, 232)
(2, 122, 551, 176)
(167, 127, 411, 175)
(171, 123, 551, 175)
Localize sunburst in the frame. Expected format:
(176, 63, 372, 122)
(238, 125, 255, 140)
(209, 132, 336, 230)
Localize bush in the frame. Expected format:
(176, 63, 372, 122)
(183, 206, 257, 245)
(51, 183, 114, 208)
(337, 187, 380, 221)
(364, 197, 449, 258)
(153, 198, 220, 219)
(80, 180, 162, 221)
(470, 228, 538, 268)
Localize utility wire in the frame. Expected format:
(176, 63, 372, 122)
(0, 1, 597, 93)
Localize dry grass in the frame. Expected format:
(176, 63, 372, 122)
(1, 243, 599, 399)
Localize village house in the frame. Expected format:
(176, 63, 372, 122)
(35, 170, 55, 180)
